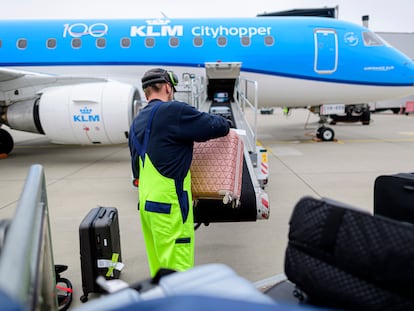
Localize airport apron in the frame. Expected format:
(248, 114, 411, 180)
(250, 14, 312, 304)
(131, 101, 194, 277)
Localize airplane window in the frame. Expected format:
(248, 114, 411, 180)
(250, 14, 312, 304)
(47, 38, 57, 49)
(363, 32, 384, 46)
(145, 37, 155, 48)
(264, 36, 275, 46)
(71, 38, 82, 49)
(241, 36, 250, 47)
(169, 37, 179, 48)
(121, 37, 131, 48)
(193, 36, 203, 47)
(96, 38, 106, 48)
(17, 39, 27, 49)
(217, 36, 227, 47)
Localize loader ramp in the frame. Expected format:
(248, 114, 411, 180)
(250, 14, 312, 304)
(191, 62, 269, 224)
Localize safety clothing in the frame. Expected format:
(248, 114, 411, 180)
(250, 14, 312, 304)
(129, 96, 229, 277)
(139, 154, 194, 276)
(130, 101, 194, 276)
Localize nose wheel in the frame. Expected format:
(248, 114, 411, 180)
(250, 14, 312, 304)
(316, 126, 335, 141)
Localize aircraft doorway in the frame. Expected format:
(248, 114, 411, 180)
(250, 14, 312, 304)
(205, 62, 241, 102)
(314, 29, 338, 74)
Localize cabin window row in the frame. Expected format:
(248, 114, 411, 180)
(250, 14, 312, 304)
(0, 36, 275, 50)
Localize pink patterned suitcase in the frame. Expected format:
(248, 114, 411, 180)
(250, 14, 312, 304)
(191, 129, 244, 206)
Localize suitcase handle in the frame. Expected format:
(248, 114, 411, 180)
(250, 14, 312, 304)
(108, 211, 116, 220)
(98, 208, 106, 218)
(403, 185, 414, 191)
(98, 207, 116, 220)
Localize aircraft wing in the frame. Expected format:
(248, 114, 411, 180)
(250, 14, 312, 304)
(0, 67, 108, 105)
(0, 67, 27, 82)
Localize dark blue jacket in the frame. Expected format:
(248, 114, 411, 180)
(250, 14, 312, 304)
(129, 99, 230, 181)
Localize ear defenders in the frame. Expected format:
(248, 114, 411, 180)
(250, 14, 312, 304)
(141, 68, 179, 91)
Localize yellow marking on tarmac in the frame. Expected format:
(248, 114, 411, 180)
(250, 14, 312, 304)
(260, 137, 414, 146)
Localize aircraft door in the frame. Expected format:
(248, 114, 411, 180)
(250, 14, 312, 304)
(314, 29, 338, 74)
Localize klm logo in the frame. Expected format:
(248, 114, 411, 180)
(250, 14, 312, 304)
(130, 25, 183, 37)
(73, 107, 100, 122)
(130, 19, 183, 37)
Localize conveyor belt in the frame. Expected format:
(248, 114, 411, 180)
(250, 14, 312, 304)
(193, 157, 257, 223)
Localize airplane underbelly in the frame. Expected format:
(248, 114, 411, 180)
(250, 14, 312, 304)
(247, 74, 414, 108)
(13, 65, 414, 110)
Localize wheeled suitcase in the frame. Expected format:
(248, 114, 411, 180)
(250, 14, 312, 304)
(0, 219, 10, 254)
(79, 206, 123, 302)
(374, 173, 414, 224)
(285, 196, 414, 311)
(191, 129, 243, 206)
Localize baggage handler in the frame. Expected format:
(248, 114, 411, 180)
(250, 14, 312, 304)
(129, 68, 230, 277)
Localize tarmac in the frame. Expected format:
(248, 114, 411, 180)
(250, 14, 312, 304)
(1, 107, 414, 309)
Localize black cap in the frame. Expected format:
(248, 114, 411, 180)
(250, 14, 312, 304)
(141, 68, 179, 91)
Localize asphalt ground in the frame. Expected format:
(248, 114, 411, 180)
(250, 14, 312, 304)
(1, 107, 414, 308)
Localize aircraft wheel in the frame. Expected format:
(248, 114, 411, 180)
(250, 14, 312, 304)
(361, 110, 371, 125)
(0, 128, 14, 154)
(316, 126, 335, 141)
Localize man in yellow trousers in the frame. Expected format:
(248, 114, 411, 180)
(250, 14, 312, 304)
(129, 68, 229, 277)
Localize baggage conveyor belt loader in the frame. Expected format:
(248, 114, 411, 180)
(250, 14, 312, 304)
(175, 62, 270, 225)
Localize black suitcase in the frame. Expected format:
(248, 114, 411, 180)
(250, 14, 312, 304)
(0, 219, 11, 254)
(79, 206, 122, 302)
(285, 196, 414, 311)
(374, 173, 414, 224)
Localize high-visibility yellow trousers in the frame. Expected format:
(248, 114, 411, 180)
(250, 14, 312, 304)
(138, 156, 194, 277)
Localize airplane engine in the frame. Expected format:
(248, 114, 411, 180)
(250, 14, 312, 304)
(3, 81, 141, 147)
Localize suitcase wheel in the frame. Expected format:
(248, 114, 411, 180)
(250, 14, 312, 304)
(80, 294, 88, 303)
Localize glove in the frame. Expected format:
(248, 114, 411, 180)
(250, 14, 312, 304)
(226, 119, 234, 128)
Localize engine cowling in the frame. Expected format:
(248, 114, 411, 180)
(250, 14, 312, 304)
(5, 81, 141, 145)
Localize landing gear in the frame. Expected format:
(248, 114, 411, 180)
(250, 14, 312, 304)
(0, 128, 14, 155)
(361, 109, 371, 125)
(316, 126, 335, 141)
(329, 104, 371, 125)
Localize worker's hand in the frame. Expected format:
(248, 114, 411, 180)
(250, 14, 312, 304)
(226, 119, 234, 128)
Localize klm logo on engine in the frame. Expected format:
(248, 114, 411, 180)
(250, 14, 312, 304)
(130, 19, 183, 37)
(73, 107, 100, 122)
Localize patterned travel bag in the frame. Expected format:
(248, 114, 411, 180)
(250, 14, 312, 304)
(284, 196, 414, 311)
(191, 129, 244, 207)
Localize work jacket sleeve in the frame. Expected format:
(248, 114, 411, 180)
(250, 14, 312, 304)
(178, 104, 230, 142)
(128, 134, 140, 179)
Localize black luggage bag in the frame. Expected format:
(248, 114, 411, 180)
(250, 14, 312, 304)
(79, 206, 122, 302)
(374, 173, 414, 224)
(284, 196, 414, 311)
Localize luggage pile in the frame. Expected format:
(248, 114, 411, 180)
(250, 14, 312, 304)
(282, 173, 414, 310)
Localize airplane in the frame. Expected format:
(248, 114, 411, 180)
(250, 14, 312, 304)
(1, 16, 414, 155)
